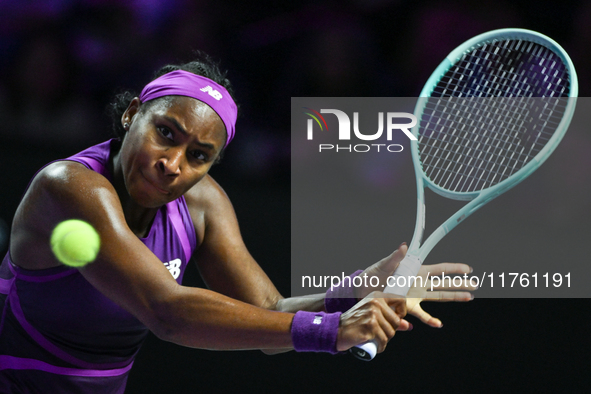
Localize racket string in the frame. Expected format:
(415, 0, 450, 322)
(431, 98, 529, 189)
(434, 39, 570, 99)
(422, 100, 545, 182)
(419, 37, 571, 193)
(420, 99, 566, 191)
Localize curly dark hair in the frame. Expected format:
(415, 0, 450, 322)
(107, 52, 239, 154)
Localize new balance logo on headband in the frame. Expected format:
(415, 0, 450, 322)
(200, 86, 223, 100)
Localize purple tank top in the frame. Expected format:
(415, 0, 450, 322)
(0, 140, 197, 393)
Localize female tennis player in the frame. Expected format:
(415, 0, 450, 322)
(0, 55, 473, 392)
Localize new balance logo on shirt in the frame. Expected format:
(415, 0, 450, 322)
(164, 259, 181, 279)
(200, 86, 223, 100)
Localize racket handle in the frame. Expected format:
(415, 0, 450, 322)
(349, 255, 422, 361)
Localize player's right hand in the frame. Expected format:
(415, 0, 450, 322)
(336, 293, 407, 353)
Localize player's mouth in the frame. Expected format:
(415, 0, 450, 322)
(141, 172, 171, 195)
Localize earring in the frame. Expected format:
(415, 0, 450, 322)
(124, 122, 130, 130)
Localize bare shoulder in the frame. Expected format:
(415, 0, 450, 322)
(184, 174, 231, 209)
(32, 160, 115, 198)
(183, 174, 236, 220)
(11, 160, 122, 270)
(23, 160, 119, 217)
(182, 174, 238, 246)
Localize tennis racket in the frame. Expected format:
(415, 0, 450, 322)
(350, 28, 578, 361)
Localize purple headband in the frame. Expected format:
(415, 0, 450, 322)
(139, 70, 237, 146)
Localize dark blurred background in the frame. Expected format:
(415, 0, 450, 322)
(0, 0, 589, 392)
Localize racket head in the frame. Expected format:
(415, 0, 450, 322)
(410, 28, 578, 201)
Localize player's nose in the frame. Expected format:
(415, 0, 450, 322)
(158, 148, 183, 176)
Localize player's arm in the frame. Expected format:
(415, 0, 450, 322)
(12, 162, 292, 349)
(14, 162, 403, 352)
(187, 179, 473, 324)
(185, 175, 326, 314)
(184, 176, 412, 353)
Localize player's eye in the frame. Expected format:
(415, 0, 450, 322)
(158, 126, 174, 141)
(191, 150, 208, 161)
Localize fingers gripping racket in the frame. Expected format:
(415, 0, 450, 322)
(350, 28, 578, 361)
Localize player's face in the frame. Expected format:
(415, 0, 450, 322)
(119, 96, 226, 208)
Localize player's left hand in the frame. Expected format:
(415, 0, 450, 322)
(356, 244, 475, 328)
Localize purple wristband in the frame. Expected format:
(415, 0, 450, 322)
(324, 270, 364, 313)
(291, 311, 341, 354)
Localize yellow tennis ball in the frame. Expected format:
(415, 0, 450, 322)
(50, 220, 100, 267)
